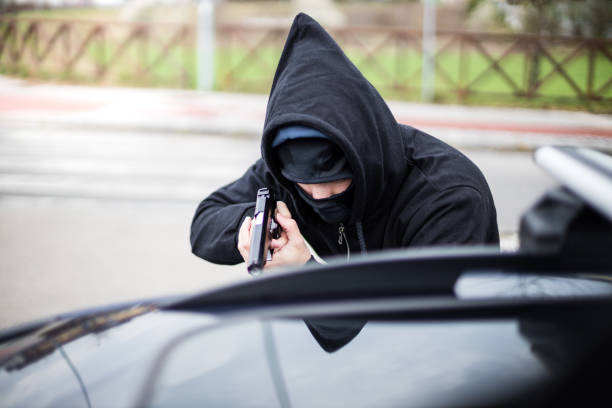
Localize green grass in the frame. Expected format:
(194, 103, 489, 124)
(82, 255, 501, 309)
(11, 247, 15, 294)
(80, 39, 196, 88)
(211, 45, 612, 111)
(215, 46, 281, 92)
(347, 48, 612, 98)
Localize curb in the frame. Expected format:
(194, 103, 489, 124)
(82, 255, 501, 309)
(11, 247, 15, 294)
(2, 78, 611, 152)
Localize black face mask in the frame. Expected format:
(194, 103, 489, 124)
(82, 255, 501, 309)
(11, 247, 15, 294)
(275, 138, 352, 184)
(296, 184, 353, 224)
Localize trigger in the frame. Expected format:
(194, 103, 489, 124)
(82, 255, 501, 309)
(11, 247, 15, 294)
(270, 218, 281, 239)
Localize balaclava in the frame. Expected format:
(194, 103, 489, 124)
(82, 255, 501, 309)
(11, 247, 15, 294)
(273, 125, 353, 223)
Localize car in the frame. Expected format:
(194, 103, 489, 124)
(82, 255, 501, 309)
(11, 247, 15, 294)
(1, 145, 611, 407)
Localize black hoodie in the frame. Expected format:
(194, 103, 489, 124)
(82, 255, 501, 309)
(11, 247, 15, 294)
(190, 13, 499, 265)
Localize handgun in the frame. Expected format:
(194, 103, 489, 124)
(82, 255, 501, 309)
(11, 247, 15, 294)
(247, 187, 281, 275)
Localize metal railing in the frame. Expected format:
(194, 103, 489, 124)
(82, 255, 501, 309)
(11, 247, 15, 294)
(2, 17, 611, 110)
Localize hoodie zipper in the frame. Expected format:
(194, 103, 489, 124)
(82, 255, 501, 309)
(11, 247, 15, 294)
(337, 223, 350, 261)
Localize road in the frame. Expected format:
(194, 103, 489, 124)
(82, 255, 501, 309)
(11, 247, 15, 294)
(0, 123, 557, 329)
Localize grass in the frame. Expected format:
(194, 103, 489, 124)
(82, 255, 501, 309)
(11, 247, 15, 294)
(81, 39, 197, 88)
(348, 48, 612, 98)
(214, 45, 612, 112)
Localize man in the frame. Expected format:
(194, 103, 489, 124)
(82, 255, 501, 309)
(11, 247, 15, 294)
(190, 13, 499, 270)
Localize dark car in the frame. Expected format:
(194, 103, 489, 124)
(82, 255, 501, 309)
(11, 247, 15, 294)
(1, 146, 611, 408)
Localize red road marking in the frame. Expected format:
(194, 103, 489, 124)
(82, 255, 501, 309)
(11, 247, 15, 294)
(0, 95, 104, 112)
(0, 93, 608, 138)
(176, 106, 220, 117)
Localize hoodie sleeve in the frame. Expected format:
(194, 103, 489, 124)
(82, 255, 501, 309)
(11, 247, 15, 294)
(401, 186, 500, 247)
(190, 159, 276, 265)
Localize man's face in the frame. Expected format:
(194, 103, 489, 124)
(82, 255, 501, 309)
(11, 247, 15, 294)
(297, 179, 352, 200)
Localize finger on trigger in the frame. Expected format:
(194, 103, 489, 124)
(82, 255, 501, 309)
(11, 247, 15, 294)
(275, 213, 302, 241)
(270, 234, 287, 249)
(276, 201, 291, 218)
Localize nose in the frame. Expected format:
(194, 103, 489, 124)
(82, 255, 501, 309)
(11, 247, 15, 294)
(298, 179, 352, 200)
(310, 184, 334, 199)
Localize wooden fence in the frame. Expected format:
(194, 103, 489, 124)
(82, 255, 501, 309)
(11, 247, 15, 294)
(1, 17, 611, 110)
(0, 18, 194, 87)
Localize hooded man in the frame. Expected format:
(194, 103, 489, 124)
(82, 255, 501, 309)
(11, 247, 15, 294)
(190, 13, 499, 270)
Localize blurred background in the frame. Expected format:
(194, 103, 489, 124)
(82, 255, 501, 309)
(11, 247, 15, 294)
(0, 0, 611, 329)
(2, 0, 611, 109)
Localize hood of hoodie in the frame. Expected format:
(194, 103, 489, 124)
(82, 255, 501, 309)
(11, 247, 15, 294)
(261, 13, 407, 225)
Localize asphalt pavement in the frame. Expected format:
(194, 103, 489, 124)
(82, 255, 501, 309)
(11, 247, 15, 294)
(1, 76, 611, 329)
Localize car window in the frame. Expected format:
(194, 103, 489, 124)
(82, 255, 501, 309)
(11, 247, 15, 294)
(146, 317, 548, 407)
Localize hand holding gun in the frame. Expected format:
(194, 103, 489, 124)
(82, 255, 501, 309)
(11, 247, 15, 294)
(247, 187, 281, 275)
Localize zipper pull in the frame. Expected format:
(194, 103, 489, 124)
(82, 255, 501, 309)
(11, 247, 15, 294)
(338, 223, 351, 261)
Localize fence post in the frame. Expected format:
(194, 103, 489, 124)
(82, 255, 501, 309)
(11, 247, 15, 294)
(458, 33, 467, 101)
(197, 0, 215, 91)
(421, 0, 436, 102)
(587, 40, 595, 100)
